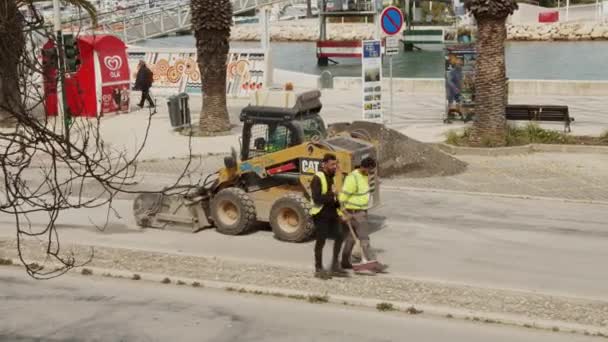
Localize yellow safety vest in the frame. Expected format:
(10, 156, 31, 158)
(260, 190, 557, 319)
(339, 169, 370, 210)
(310, 171, 341, 216)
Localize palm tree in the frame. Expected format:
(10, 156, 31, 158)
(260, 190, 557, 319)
(0, 0, 96, 125)
(191, 0, 232, 135)
(464, 0, 518, 146)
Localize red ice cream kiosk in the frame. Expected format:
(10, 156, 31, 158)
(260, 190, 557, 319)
(44, 34, 131, 118)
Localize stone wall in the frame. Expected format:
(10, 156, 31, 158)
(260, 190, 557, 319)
(231, 20, 608, 42)
(508, 22, 608, 41)
(232, 21, 385, 41)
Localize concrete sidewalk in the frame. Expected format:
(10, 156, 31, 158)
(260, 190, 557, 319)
(98, 89, 607, 161)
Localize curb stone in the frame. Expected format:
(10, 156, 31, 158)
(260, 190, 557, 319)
(435, 143, 608, 156)
(1, 260, 607, 339)
(382, 185, 608, 206)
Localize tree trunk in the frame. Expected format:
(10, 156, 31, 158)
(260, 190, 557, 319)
(0, 2, 24, 126)
(306, 0, 313, 18)
(196, 32, 231, 135)
(469, 17, 508, 147)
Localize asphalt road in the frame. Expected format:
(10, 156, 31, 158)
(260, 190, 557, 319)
(1, 188, 607, 300)
(0, 267, 599, 342)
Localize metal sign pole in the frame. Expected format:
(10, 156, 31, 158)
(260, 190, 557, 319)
(389, 55, 393, 124)
(53, 0, 64, 134)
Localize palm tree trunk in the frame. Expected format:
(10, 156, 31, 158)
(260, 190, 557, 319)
(196, 32, 231, 135)
(469, 17, 508, 146)
(0, 2, 24, 125)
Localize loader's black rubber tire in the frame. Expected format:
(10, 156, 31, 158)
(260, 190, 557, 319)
(210, 188, 257, 236)
(270, 194, 315, 243)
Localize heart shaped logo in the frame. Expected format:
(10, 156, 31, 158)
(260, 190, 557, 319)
(104, 56, 122, 71)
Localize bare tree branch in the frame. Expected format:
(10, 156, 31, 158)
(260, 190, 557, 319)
(0, 3, 199, 279)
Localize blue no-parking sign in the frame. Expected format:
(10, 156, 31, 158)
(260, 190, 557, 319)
(380, 6, 404, 36)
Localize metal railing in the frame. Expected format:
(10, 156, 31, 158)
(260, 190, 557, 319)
(59, 0, 306, 43)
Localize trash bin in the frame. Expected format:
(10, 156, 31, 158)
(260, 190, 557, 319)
(167, 93, 191, 128)
(319, 71, 334, 89)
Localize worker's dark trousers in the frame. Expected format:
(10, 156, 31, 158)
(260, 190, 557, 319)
(313, 215, 344, 271)
(342, 210, 374, 263)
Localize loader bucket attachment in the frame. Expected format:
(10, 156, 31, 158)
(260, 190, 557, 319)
(133, 192, 211, 232)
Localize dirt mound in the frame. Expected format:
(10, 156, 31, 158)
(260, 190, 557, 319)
(327, 121, 467, 178)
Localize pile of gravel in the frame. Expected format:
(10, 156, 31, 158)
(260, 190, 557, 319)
(327, 121, 467, 178)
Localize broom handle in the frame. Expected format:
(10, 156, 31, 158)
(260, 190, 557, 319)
(343, 210, 368, 263)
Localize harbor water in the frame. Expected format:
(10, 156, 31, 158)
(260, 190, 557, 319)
(137, 35, 608, 81)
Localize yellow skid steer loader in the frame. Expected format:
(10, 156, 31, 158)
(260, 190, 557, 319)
(133, 90, 380, 242)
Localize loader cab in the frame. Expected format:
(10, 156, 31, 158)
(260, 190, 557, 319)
(239, 90, 327, 161)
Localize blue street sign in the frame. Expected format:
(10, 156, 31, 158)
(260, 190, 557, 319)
(363, 40, 381, 58)
(381, 6, 404, 36)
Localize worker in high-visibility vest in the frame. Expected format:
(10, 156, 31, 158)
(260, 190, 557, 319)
(310, 153, 349, 280)
(339, 156, 388, 273)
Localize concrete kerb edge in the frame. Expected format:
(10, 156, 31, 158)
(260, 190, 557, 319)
(2, 260, 606, 338)
(434, 143, 608, 156)
(274, 70, 608, 96)
(434, 143, 534, 156)
(136, 152, 231, 164)
(382, 185, 608, 206)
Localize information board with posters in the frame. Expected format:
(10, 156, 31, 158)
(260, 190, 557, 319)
(361, 40, 383, 121)
(127, 48, 266, 98)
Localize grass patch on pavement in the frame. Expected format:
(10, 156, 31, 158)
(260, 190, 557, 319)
(405, 306, 423, 315)
(307, 295, 329, 304)
(376, 302, 396, 312)
(81, 268, 93, 276)
(224, 287, 328, 304)
(28, 263, 43, 271)
(288, 294, 307, 300)
(445, 124, 608, 147)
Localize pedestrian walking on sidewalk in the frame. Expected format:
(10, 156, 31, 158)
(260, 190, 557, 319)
(134, 60, 155, 109)
(339, 156, 388, 274)
(310, 153, 349, 280)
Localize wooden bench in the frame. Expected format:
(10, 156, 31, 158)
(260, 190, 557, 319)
(505, 105, 574, 132)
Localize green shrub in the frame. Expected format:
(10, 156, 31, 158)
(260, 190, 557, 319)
(600, 130, 608, 144)
(445, 128, 470, 146)
(446, 123, 578, 147)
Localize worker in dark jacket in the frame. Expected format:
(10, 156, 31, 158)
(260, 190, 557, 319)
(309, 153, 349, 280)
(134, 60, 155, 109)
